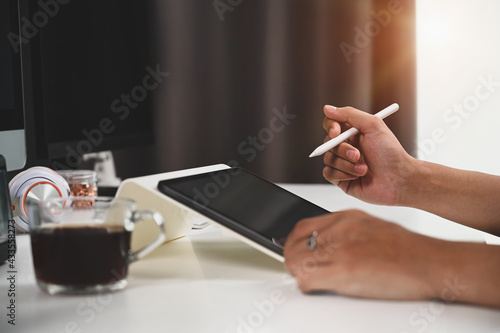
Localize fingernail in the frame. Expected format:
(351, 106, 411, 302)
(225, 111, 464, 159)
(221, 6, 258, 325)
(325, 105, 337, 112)
(355, 164, 367, 175)
(346, 149, 357, 161)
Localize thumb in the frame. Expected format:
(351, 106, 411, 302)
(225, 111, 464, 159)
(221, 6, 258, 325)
(324, 105, 386, 135)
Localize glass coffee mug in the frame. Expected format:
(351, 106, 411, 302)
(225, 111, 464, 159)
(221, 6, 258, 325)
(27, 197, 166, 295)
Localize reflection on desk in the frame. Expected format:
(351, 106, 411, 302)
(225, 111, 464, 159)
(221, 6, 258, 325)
(1, 184, 499, 333)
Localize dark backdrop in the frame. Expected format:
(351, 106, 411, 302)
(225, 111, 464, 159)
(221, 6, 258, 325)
(114, 0, 416, 183)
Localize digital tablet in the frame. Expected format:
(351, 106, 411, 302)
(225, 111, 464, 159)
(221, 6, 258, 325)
(157, 167, 330, 261)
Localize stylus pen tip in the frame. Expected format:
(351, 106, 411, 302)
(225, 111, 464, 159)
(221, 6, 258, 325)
(309, 150, 319, 158)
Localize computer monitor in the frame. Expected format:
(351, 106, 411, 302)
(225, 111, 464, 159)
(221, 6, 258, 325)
(0, 0, 27, 172)
(17, 0, 157, 171)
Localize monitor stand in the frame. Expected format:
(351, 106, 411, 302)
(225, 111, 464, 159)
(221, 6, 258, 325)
(83, 151, 121, 188)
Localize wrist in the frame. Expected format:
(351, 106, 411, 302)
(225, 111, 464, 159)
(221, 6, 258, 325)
(425, 242, 500, 308)
(421, 239, 467, 300)
(395, 156, 428, 207)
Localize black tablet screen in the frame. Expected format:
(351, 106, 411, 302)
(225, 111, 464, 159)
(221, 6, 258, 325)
(157, 167, 330, 255)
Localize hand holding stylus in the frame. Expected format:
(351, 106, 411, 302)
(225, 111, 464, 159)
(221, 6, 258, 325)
(309, 103, 399, 157)
(320, 104, 414, 206)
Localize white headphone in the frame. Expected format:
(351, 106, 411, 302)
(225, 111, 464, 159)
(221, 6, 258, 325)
(9, 166, 70, 232)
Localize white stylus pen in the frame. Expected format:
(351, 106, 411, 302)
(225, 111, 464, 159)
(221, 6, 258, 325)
(309, 103, 399, 158)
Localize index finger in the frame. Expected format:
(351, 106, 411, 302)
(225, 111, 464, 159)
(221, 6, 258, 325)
(322, 105, 354, 138)
(326, 106, 385, 134)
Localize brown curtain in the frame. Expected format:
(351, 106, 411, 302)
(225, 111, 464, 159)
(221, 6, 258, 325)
(114, 0, 416, 183)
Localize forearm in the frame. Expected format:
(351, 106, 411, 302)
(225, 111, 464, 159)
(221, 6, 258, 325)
(400, 159, 500, 236)
(426, 241, 500, 308)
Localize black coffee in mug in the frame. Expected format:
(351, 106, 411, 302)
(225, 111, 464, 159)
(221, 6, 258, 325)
(30, 225, 132, 286)
(28, 196, 166, 295)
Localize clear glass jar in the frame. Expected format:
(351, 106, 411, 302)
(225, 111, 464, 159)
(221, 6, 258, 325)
(57, 170, 98, 197)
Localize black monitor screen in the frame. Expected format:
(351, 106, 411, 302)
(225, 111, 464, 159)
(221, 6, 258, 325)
(21, 0, 157, 167)
(0, 0, 23, 131)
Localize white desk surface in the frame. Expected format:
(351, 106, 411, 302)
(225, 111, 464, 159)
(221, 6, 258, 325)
(1, 184, 500, 333)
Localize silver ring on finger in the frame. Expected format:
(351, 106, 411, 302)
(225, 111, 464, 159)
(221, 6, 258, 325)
(307, 231, 318, 251)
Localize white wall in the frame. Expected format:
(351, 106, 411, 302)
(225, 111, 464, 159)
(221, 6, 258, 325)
(416, 0, 500, 175)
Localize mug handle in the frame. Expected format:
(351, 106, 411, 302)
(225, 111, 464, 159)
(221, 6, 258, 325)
(129, 210, 166, 262)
